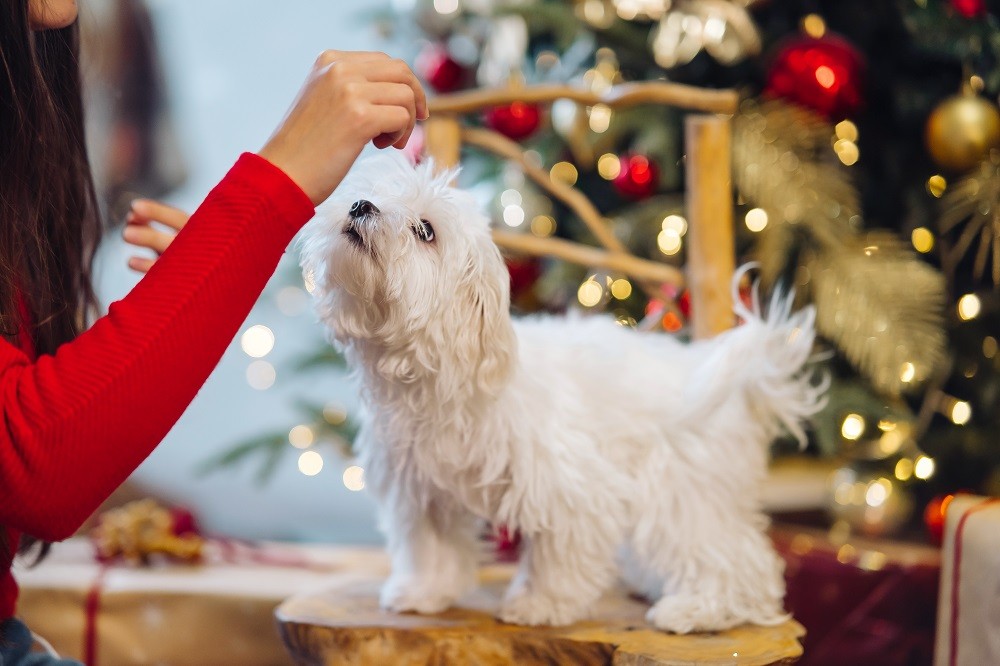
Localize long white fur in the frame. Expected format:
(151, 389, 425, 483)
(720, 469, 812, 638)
(299, 152, 827, 633)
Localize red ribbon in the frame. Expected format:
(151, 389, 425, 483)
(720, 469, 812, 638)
(83, 564, 109, 666)
(948, 497, 1000, 666)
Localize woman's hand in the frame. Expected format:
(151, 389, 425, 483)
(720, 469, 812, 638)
(123, 199, 190, 273)
(258, 50, 428, 206)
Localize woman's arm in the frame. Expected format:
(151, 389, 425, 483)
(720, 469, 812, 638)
(0, 154, 311, 540)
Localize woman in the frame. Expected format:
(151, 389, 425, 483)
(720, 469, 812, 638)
(1, 0, 426, 661)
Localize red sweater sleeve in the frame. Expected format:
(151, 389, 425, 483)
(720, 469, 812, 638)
(0, 153, 314, 541)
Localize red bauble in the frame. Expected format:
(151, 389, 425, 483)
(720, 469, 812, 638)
(170, 507, 201, 537)
(951, 0, 986, 18)
(765, 34, 865, 120)
(505, 256, 542, 298)
(484, 102, 542, 140)
(613, 153, 660, 200)
(416, 44, 465, 93)
(677, 290, 691, 318)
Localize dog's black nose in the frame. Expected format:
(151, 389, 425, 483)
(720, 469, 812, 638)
(349, 199, 378, 219)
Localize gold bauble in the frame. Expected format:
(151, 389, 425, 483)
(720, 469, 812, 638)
(826, 464, 913, 538)
(925, 92, 1000, 172)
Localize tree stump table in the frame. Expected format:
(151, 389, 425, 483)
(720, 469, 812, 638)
(275, 555, 804, 665)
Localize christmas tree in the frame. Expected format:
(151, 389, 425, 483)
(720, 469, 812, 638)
(214, 0, 1000, 544)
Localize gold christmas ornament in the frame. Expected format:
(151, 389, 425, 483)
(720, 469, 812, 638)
(925, 91, 1000, 172)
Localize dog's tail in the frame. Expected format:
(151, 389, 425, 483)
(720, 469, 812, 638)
(682, 264, 828, 446)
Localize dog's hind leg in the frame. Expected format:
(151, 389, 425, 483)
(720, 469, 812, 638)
(637, 511, 787, 633)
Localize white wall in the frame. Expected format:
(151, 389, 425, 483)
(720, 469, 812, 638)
(92, 0, 406, 543)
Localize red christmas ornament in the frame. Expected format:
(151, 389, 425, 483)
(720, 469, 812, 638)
(505, 256, 542, 298)
(951, 0, 986, 18)
(484, 101, 542, 140)
(765, 33, 865, 120)
(416, 44, 466, 93)
(170, 507, 200, 537)
(677, 290, 691, 318)
(613, 153, 660, 200)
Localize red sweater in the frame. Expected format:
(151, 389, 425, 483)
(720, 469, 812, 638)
(0, 153, 315, 619)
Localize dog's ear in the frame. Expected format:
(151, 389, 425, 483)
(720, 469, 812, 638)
(451, 234, 517, 396)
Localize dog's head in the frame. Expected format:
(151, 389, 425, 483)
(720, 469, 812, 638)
(299, 151, 516, 396)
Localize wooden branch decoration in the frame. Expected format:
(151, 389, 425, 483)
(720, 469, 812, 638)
(427, 81, 740, 115)
(462, 127, 624, 254)
(492, 230, 684, 287)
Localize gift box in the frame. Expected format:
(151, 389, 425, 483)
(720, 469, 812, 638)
(14, 539, 388, 666)
(934, 495, 1000, 666)
(772, 524, 940, 666)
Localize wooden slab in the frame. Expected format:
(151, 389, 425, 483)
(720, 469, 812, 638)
(275, 561, 804, 665)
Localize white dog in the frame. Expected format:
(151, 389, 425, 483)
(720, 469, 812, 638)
(299, 153, 826, 634)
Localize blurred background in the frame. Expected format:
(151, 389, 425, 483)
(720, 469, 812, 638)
(84, 0, 399, 543)
(81, 0, 999, 551)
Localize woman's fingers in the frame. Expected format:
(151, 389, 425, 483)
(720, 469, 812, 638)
(365, 82, 417, 149)
(361, 59, 428, 120)
(129, 199, 189, 230)
(122, 223, 174, 254)
(127, 257, 156, 273)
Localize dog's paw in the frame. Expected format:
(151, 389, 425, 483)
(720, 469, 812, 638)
(379, 576, 457, 615)
(646, 594, 737, 634)
(498, 589, 586, 627)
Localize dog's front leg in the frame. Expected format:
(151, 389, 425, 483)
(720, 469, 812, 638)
(379, 492, 480, 615)
(499, 528, 618, 627)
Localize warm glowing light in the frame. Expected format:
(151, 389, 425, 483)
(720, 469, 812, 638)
(657, 229, 682, 255)
(530, 214, 556, 237)
(834, 139, 859, 166)
(900, 362, 916, 383)
(597, 153, 622, 180)
(841, 413, 865, 440)
(550, 161, 579, 186)
(834, 119, 858, 142)
(865, 478, 892, 508)
(926, 175, 947, 198)
(298, 450, 324, 476)
(500, 189, 522, 207)
(911, 227, 935, 253)
(246, 360, 276, 390)
(577, 279, 603, 307)
(802, 13, 827, 38)
(433, 0, 459, 14)
(288, 425, 314, 449)
(895, 458, 914, 481)
(611, 279, 633, 300)
(661, 214, 688, 236)
(951, 400, 972, 425)
(589, 104, 612, 133)
(745, 208, 768, 232)
(914, 455, 935, 480)
(343, 465, 365, 491)
(984, 336, 998, 359)
(662, 311, 683, 332)
(815, 65, 836, 89)
(323, 403, 347, 425)
(958, 293, 981, 320)
(241, 325, 275, 358)
(503, 205, 525, 227)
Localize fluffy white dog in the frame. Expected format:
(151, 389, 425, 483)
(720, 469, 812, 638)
(299, 153, 826, 634)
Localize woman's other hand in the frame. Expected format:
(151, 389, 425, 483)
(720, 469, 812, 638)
(258, 50, 428, 206)
(123, 199, 190, 273)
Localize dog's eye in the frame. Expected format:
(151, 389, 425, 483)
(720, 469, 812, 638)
(414, 219, 435, 243)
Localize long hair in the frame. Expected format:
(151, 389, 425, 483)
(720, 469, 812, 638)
(0, 2, 102, 560)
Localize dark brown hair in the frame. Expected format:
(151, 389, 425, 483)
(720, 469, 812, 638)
(0, 2, 102, 559)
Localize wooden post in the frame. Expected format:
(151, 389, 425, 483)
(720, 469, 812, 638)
(685, 114, 736, 338)
(423, 114, 462, 170)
